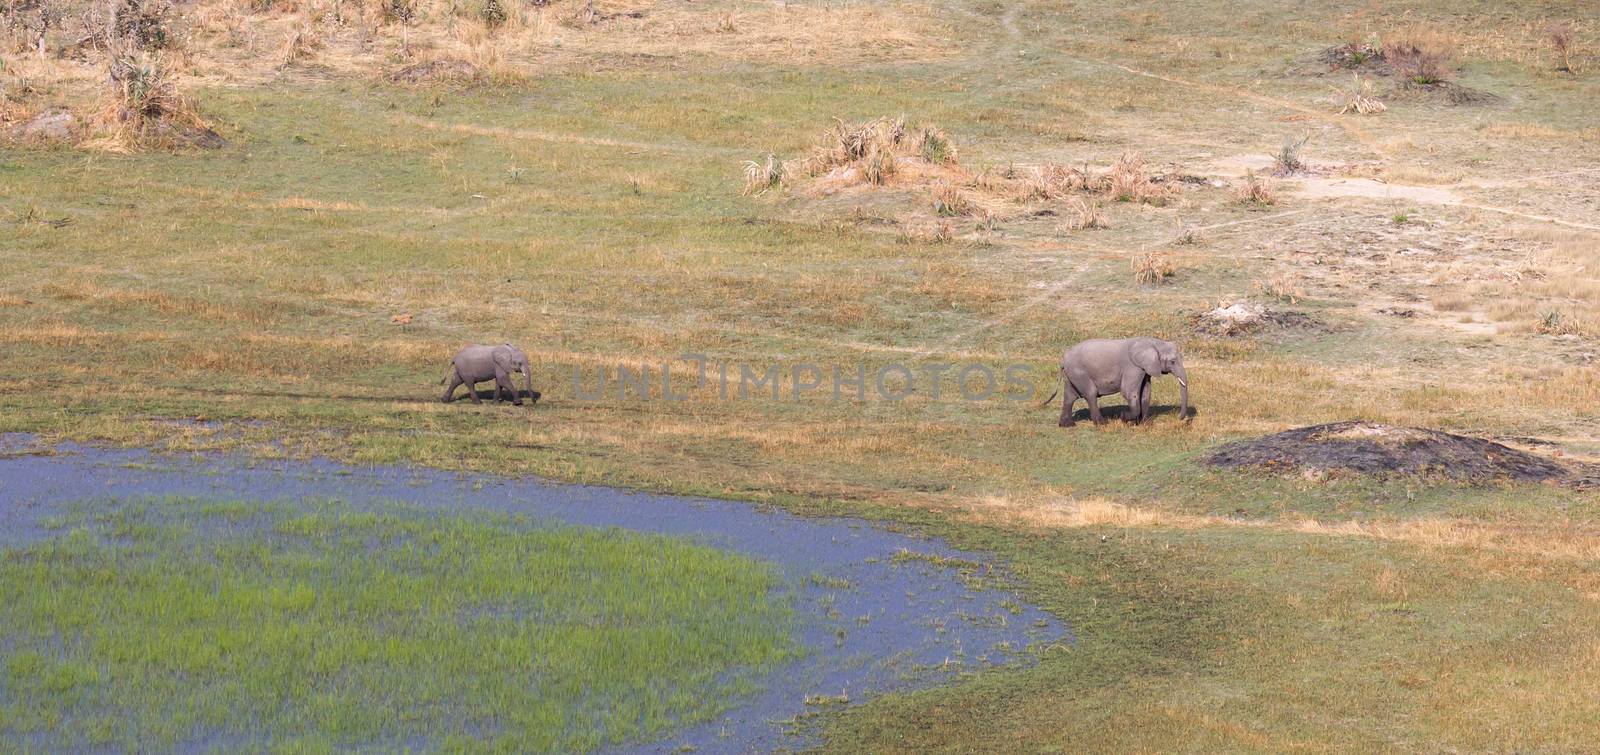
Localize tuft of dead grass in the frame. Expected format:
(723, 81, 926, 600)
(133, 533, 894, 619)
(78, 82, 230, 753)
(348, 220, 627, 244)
(1105, 151, 1170, 205)
(1234, 170, 1277, 205)
(1132, 251, 1175, 285)
(1333, 73, 1387, 115)
(1061, 196, 1104, 231)
(742, 153, 783, 196)
(1272, 132, 1309, 176)
(929, 179, 972, 217)
(1384, 25, 1459, 85)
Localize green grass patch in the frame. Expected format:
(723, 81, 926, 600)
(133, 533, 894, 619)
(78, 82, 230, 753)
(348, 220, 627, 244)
(0, 499, 796, 751)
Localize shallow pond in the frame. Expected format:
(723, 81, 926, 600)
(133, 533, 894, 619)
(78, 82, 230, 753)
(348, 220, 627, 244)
(0, 436, 1069, 752)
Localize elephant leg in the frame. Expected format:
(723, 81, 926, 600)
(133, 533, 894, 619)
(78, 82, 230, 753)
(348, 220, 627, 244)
(497, 374, 522, 406)
(1120, 375, 1145, 423)
(1139, 376, 1152, 423)
(493, 367, 513, 404)
(441, 371, 463, 403)
(467, 380, 483, 404)
(1084, 385, 1105, 426)
(1057, 382, 1081, 427)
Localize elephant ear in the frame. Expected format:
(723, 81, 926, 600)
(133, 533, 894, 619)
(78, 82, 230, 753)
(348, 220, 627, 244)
(1129, 340, 1162, 374)
(492, 348, 513, 370)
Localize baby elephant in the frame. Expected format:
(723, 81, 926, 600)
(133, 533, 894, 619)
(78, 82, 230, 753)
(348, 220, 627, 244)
(1051, 337, 1188, 427)
(441, 343, 534, 406)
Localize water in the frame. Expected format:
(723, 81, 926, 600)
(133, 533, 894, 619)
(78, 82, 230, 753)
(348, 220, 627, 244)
(0, 435, 1070, 752)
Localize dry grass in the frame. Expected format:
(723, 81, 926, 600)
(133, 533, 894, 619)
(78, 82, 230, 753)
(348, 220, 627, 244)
(1061, 196, 1104, 231)
(1255, 272, 1306, 303)
(1271, 133, 1309, 176)
(784, 115, 932, 187)
(1132, 251, 1175, 285)
(1234, 170, 1277, 205)
(1430, 229, 1600, 338)
(742, 154, 784, 196)
(969, 497, 1600, 564)
(3, 0, 950, 151)
(1105, 151, 1170, 205)
(90, 46, 213, 151)
(1383, 25, 1459, 84)
(1332, 74, 1387, 115)
(928, 179, 973, 217)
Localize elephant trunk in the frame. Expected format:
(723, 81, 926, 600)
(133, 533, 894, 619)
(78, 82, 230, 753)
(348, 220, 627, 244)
(1172, 362, 1189, 419)
(523, 367, 533, 402)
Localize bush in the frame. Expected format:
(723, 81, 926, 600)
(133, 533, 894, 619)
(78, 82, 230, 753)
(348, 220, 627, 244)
(1383, 27, 1457, 85)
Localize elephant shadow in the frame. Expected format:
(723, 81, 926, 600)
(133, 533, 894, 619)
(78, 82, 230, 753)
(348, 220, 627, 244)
(205, 388, 542, 405)
(461, 389, 542, 404)
(1067, 403, 1193, 423)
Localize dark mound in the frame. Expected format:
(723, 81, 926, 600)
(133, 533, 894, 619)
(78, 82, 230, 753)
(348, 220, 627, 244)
(1207, 421, 1584, 485)
(1392, 80, 1499, 106)
(1319, 43, 1386, 72)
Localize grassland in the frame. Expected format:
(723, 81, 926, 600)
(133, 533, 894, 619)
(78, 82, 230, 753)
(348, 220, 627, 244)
(0, 498, 795, 750)
(2, 0, 1599, 750)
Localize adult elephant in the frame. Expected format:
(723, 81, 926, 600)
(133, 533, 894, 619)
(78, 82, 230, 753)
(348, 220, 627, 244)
(1049, 337, 1189, 427)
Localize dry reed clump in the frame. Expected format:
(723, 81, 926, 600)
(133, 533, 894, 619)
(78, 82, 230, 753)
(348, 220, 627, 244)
(1234, 170, 1276, 205)
(1019, 161, 1096, 201)
(741, 153, 784, 196)
(781, 115, 934, 186)
(1132, 251, 1175, 285)
(1332, 73, 1387, 114)
(1061, 196, 1103, 230)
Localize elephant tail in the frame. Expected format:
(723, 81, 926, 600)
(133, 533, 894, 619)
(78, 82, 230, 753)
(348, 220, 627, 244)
(1034, 389, 1059, 409)
(439, 364, 457, 386)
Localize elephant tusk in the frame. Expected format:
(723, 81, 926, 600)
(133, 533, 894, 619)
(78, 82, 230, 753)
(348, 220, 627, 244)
(1176, 377, 1187, 388)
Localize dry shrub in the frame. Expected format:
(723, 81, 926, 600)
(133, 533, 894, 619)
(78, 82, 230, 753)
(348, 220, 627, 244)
(93, 46, 214, 150)
(1105, 151, 1169, 204)
(110, 0, 177, 51)
(929, 179, 972, 217)
(1332, 73, 1387, 114)
(1535, 309, 1583, 336)
(776, 115, 957, 190)
(381, 0, 417, 25)
(1132, 251, 1175, 285)
(1019, 161, 1094, 202)
(1272, 132, 1309, 176)
(1384, 26, 1458, 84)
(1547, 21, 1578, 73)
(912, 124, 956, 164)
(279, 21, 322, 66)
(4, 0, 64, 54)
(1235, 170, 1276, 205)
